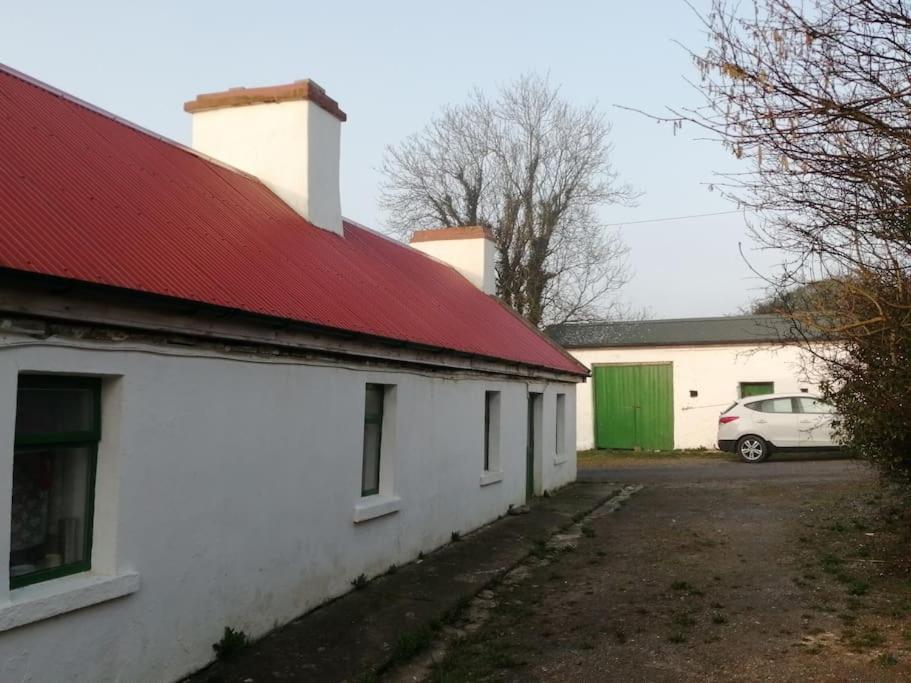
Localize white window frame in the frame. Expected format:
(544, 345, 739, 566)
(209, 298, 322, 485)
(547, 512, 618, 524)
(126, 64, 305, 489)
(555, 393, 567, 462)
(480, 390, 502, 486)
(354, 383, 401, 522)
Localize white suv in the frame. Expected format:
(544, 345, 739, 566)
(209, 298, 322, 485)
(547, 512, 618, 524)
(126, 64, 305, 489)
(717, 393, 838, 463)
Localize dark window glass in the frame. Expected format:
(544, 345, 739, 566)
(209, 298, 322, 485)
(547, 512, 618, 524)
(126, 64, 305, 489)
(15, 380, 97, 441)
(361, 384, 384, 496)
(11, 376, 99, 588)
(484, 394, 492, 471)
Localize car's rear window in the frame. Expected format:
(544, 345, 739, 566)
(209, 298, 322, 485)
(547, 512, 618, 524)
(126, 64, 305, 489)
(746, 398, 796, 413)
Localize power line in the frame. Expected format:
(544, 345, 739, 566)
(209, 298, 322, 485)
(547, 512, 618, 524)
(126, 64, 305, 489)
(605, 209, 746, 227)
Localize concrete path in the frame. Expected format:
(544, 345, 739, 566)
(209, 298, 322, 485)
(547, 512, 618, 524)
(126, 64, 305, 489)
(185, 482, 621, 682)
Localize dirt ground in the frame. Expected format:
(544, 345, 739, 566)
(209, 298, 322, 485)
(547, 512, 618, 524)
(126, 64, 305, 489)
(417, 456, 911, 682)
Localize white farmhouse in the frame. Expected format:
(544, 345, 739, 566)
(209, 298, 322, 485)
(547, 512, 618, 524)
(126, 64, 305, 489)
(548, 316, 819, 451)
(0, 66, 587, 681)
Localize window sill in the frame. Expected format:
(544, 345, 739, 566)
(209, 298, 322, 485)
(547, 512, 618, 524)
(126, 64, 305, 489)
(479, 471, 504, 487)
(0, 571, 140, 632)
(553, 455, 569, 466)
(353, 494, 402, 524)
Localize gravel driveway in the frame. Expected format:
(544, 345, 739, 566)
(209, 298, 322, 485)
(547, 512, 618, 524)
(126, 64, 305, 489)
(426, 455, 911, 682)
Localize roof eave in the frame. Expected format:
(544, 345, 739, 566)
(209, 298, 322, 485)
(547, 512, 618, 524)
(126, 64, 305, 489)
(0, 268, 587, 381)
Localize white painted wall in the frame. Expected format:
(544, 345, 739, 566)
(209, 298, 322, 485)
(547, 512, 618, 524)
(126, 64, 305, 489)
(411, 237, 497, 294)
(570, 344, 820, 450)
(0, 334, 576, 682)
(189, 99, 343, 235)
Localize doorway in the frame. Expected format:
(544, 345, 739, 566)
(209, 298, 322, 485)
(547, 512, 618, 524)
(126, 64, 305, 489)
(592, 363, 674, 450)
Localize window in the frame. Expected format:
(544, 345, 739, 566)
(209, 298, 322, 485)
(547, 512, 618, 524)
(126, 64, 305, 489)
(361, 384, 385, 497)
(555, 394, 566, 457)
(739, 382, 775, 398)
(746, 397, 794, 414)
(484, 391, 501, 471)
(10, 375, 100, 589)
(797, 397, 835, 414)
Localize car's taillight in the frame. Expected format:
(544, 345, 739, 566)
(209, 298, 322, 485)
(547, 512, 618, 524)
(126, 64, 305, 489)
(719, 416, 739, 424)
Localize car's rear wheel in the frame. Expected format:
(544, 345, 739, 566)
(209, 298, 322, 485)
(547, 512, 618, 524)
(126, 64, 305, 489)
(737, 435, 769, 463)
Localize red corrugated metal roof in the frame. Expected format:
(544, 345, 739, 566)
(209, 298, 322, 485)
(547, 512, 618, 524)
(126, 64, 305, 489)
(0, 66, 586, 376)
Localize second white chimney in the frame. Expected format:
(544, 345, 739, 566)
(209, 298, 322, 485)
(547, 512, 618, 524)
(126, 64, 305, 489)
(184, 80, 346, 235)
(410, 226, 497, 294)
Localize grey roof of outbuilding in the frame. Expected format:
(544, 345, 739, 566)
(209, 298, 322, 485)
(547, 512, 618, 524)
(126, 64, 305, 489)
(546, 315, 799, 349)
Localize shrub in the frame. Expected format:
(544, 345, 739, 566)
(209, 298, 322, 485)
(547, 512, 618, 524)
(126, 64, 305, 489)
(213, 626, 249, 660)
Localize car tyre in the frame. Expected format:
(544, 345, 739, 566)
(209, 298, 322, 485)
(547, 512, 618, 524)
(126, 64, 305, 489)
(737, 435, 769, 463)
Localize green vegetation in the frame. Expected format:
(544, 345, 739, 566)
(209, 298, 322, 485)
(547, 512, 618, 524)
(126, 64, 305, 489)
(672, 611, 697, 628)
(670, 580, 703, 596)
(390, 626, 434, 665)
(212, 626, 249, 660)
(844, 625, 885, 651)
(878, 653, 899, 667)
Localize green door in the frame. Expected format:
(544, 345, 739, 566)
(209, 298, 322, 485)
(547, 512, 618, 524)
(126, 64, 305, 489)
(593, 364, 673, 450)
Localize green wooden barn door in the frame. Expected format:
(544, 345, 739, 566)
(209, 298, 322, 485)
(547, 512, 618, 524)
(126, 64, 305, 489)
(593, 364, 673, 450)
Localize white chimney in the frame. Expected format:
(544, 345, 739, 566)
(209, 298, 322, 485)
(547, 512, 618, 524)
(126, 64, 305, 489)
(184, 80, 346, 235)
(410, 226, 497, 295)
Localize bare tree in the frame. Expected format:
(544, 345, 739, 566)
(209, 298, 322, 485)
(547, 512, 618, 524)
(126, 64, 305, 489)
(380, 74, 637, 327)
(661, 1, 911, 480)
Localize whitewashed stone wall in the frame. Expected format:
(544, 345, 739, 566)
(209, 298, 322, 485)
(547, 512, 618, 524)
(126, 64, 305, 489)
(0, 334, 577, 681)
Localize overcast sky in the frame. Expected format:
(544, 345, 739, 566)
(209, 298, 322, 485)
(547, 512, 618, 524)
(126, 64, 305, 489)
(1, 0, 784, 318)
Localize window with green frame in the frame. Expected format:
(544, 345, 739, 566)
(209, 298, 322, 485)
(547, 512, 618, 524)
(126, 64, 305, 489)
(739, 381, 775, 398)
(361, 384, 385, 497)
(10, 375, 100, 589)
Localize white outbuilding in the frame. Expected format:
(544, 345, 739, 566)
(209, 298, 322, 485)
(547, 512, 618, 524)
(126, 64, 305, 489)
(548, 316, 819, 451)
(0, 66, 587, 681)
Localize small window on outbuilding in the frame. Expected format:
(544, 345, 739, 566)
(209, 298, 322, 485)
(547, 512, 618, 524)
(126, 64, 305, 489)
(739, 381, 775, 398)
(10, 375, 101, 589)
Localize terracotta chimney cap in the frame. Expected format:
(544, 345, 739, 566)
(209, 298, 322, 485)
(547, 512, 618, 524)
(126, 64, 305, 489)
(184, 79, 347, 121)
(410, 226, 494, 243)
